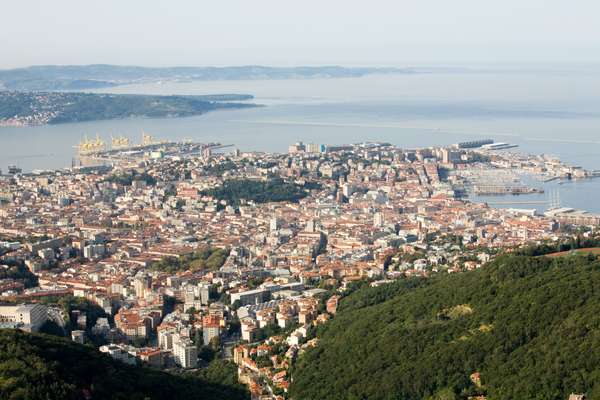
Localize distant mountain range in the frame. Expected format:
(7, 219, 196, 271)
(0, 64, 418, 91)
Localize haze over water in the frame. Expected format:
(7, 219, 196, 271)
(2, 68, 600, 212)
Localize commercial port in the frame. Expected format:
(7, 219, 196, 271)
(73, 131, 233, 167)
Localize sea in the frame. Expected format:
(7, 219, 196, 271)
(1, 67, 600, 213)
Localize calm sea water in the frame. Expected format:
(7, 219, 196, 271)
(1, 70, 600, 212)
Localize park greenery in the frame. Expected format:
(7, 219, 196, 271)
(0, 329, 249, 400)
(150, 247, 230, 274)
(290, 252, 600, 400)
(202, 178, 308, 206)
(103, 170, 157, 186)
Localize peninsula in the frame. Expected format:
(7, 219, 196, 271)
(0, 91, 257, 127)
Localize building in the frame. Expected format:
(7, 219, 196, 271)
(138, 348, 164, 367)
(441, 148, 462, 164)
(133, 273, 152, 298)
(99, 344, 136, 365)
(0, 304, 47, 332)
(373, 212, 384, 228)
(202, 315, 221, 346)
(305, 143, 324, 153)
(198, 283, 210, 305)
(241, 319, 258, 342)
(230, 288, 270, 306)
(114, 309, 150, 339)
(71, 330, 85, 344)
(83, 244, 106, 259)
(172, 336, 197, 369)
(326, 295, 340, 315)
(288, 142, 306, 154)
(270, 217, 281, 232)
(342, 183, 354, 198)
(158, 327, 175, 350)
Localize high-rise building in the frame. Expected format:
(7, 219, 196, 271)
(133, 273, 152, 298)
(202, 315, 221, 345)
(288, 142, 306, 154)
(158, 328, 174, 350)
(305, 143, 323, 153)
(373, 212, 384, 227)
(173, 337, 197, 369)
(441, 148, 461, 164)
(342, 183, 354, 198)
(198, 283, 210, 305)
(305, 219, 315, 233)
(270, 217, 281, 232)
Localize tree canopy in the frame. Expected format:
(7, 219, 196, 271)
(149, 247, 230, 274)
(291, 253, 600, 400)
(0, 329, 249, 400)
(202, 178, 308, 205)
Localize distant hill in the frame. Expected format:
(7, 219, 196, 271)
(0, 91, 257, 126)
(0, 64, 414, 91)
(0, 329, 249, 400)
(290, 254, 600, 400)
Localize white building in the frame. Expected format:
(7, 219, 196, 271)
(172, 336, 197, 369)
(99, 344, 137, 365)
(241, 319, 257, 342)
(270, 217, 281, 232)
(203, 324, 220, 346)
(158, 329, 174, 350)
(0, 304, 47, 332)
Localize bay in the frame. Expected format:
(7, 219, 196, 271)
(1, 69, 600, 212)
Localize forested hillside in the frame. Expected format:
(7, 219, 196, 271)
(291, 254, 600, 400)
(0, 330, 249, 400)
(0, 91, 255, 126)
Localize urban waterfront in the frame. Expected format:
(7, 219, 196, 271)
(2, 71, 600, 213)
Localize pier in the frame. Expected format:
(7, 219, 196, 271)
(472, 185, 544, 195)
(485, 200, 548, 205)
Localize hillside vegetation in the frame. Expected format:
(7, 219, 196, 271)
(0, 91, 255, 126)
(0, 329, 248, 400)
(291, 253, 600, 400)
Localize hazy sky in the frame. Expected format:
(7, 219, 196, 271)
(2, 0, 600, 68)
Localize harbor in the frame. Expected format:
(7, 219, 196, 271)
(72, 131, 234, 168)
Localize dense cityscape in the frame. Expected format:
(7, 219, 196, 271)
(1, 137, 599, 399)
(2, 2, 600, 399)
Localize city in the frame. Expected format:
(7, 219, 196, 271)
(2, 1, 600, 399)
(1, 137, 599, 398)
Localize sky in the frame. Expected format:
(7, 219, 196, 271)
(1, 0, 600, 69)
